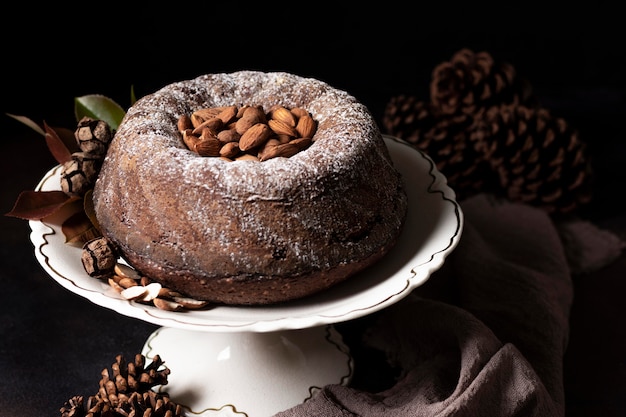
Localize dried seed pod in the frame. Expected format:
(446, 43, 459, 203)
(81, 237, 118, 279)
(60, 152, 102, 196)
(75, 116, 113, 156)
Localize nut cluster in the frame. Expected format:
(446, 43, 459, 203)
(177, 104, 318, 161)
(108, 262, 209, 311)
(60, 117, 113, 196)
(81, 237, 210, 311)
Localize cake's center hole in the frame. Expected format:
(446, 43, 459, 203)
(177, 105, 318, 161)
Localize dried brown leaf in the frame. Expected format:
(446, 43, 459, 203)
(62, 209, 102, 246)
(5, 190, 78, 220)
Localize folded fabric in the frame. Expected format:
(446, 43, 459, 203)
(275, 193, 598, 417)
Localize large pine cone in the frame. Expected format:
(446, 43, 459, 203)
(476, 104, 593, 213)
(430, 48, 537, 116)
(382, 95, 495, 200)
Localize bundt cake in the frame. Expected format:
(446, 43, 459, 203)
(92, 71, 408, 305)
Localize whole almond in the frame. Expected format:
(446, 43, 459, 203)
(260, 142, 299, 161)
(271, 106, 297, 127)
(275, 142, 300, 158)
(196, 137, 221, 156)
(291, 107, 310, 118)
(192, 117, 223, 136)
(257, 138, 281, 160)
(182, 129, 201, 152)
(296, 115, 316, 139)
(177, 114, 193, 132)
(239, 123, 272, 151)
(199, 128, 218, 142)
(236, 109, 266, 134)
(268, 119, 298, 137)
(217, 106, 238, 125)
(220, 141, 240, 158)
(290, 137, 312, 150)
(217, 129, 241, 144)
(192, 107, 225, 123)
(235, 153, 260, 161)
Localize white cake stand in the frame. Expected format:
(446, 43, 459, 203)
(30, 136, 463, 416)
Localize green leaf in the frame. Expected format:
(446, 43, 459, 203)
(74, 94, 126, 130)
(6, 113, 46, 136)
(130, 85, 137, 105)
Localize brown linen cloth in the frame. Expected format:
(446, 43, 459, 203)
(276, 193, 618, 417)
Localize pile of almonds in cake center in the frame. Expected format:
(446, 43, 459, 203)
(177, 104, 318, 161)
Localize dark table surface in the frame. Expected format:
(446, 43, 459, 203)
(1, 5, 625, 416)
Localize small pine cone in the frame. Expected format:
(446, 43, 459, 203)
(75, 117, 114, 157)
(81, 237, 118, 279)
(60, 152, 102, 196)
(99, 354, 171, 399)
(477, 104, 593, 213)
(430, 48, 536, 116)
(60, 354, 184, 417)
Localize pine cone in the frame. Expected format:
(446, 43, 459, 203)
(60, 354, 185, 417)
(60, 396, 85, 417)
(382, 48, 593, 214)
(476, 104, 593, 213)
(383, 95, 497, 200)
(382, 95, 439, 144)
(430, 48, 536, 116)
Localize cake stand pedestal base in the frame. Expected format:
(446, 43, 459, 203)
(141, 325, 353, 416)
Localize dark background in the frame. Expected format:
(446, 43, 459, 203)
(1, 4, 625, 417)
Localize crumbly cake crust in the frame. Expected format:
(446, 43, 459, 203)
(93, 71, 408, 305)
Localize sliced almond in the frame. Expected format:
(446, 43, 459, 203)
(172, 296, 210, 309)
(141, 282, 163, 302)
(118, 277, 139, 289)
(121, 285, 148, 301)
(114, 263, 141, 280)
(108, 278, 124, 293)
(153, 298, 184, 311)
